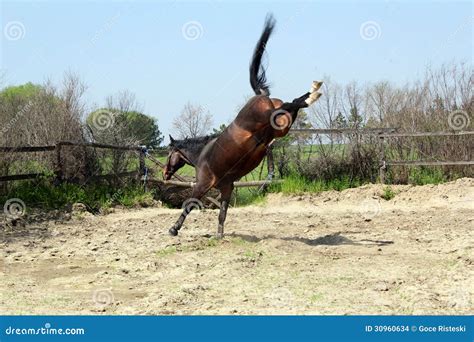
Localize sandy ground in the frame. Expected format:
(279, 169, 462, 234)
(1, 178, 473, 315)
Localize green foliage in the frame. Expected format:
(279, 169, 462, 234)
(0, 82, 42, 101)
(408, 167, 446, 185)
(212, 124, 227, 135)
(156, 246, 177, 257)
(348, 106, 363, 128)
(118, 111, 164, 147)
(0, 178, 154, 212)
(269, 173, 362, 195)
(333, 112, 347, 128)
(230, 173, 363, 206)
(234, 188, 266, 206)
(381, 186, 395, 200)
(87, 109, 163, 147)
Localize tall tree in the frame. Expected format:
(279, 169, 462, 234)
(172, 102, 213, 138)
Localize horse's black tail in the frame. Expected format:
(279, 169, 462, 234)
(249, 14, 276, 96)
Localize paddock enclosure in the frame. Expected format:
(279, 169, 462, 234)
(1, 179, 473, 314)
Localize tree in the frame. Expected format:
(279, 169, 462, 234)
(87, 109, 163, 148)
(87, 90, 163, 148)
(0, 74, 88, 182)
(120, 111, 163, 147)
(348, 106, 363, 128)
(333, 111, 347, 129)
(172, 102, 213, 138)
(212, 124, 227, 135)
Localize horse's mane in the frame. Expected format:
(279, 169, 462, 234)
(171, 133, 219, 158)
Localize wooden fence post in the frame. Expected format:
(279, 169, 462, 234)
(55, 142, 63, 183)
(267, 145, 275, 179)
(139, 148, 145, 176)
(379, 135, 386, 184)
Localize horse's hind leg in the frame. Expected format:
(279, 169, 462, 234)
(216, 184, 234, 239)
(169, 181, 212, 236)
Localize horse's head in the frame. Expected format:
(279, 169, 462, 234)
(163, 148, 187, 180)
(163, 135, 187, 180)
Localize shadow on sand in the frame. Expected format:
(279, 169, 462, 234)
(223, 232, 394, 247)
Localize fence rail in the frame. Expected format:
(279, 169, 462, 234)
(0, 141, 281, 207)
(377, 130, 473, 183)
(386, 160, 474, 166)
(290, 128, 398, 134)
(1, 129, 472, 186)
(0, 145, 56, 153)
(379, 131, 474, 138)
(0, 141, 145, 184)
(162, 179, 283, 188)
(288, 128, 473, 184)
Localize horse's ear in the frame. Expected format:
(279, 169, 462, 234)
(169, 134, 175, 145)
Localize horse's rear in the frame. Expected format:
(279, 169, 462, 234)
(168, 14, 322, 238)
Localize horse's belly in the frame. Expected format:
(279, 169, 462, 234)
(219, 144, 267, 180)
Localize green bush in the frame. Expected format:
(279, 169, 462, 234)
(0, 177, 154, 213)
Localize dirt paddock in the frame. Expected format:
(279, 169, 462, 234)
(1, 179, 473, 315)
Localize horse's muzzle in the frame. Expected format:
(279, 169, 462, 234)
(163, 170, 172, 181)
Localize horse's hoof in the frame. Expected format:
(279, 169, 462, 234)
(169, 227, 178, 236)
(216, 232, 224, 239)
(311, 80, 323, 92)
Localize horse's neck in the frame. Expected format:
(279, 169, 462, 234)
(180, 148, 198, 166)
(182, 138, 217, 166)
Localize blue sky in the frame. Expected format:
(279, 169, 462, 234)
(1, 1, 472, 141)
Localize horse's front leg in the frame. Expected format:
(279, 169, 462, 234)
(169, 181, 211, 236)
(217, 184, 234, 239)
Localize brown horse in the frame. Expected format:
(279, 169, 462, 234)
(163, 133, 220, 181)
(166, 14, 322, 238)
(164, 133, 276, 182)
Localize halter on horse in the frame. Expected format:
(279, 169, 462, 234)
(166, 14, 322, 238)
(163, 134, 219, 181)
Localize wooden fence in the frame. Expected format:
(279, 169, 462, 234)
(0, 141, 278, 208)
(1, 129, 472, 186)
(290, 128, 474, 184)
(377, 130, 474, 183)
(0, 141, 144, 183)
